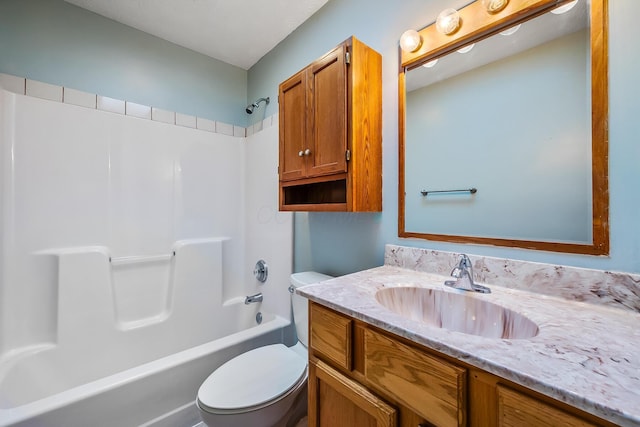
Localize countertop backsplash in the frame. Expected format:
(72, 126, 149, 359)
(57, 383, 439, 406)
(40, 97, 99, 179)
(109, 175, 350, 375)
(385, 244, 640, 313)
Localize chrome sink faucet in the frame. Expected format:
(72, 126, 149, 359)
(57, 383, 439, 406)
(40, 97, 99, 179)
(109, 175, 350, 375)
(444, 254, 491, 293)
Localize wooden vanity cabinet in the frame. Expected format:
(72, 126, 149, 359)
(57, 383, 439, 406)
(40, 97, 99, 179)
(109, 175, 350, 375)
(308, 302, 618, 427)
(309, 303, 459, 427)
(278, 36, 382, 212)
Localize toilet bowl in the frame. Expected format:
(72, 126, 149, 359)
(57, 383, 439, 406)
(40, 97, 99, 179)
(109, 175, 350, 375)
(197, 271, 333, 427)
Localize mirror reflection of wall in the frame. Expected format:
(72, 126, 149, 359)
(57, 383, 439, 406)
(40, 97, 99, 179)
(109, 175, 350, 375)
(401, 0, 605, 247)
(399, 0, 608, 254)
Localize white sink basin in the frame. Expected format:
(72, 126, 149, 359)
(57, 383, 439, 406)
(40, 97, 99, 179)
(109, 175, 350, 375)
(375, 287, 539, 339)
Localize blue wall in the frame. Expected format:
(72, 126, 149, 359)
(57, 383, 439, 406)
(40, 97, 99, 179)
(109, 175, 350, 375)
(0, 0, 248, 126)
(1, 0, 638, 275)
(248, 0, 640, 275)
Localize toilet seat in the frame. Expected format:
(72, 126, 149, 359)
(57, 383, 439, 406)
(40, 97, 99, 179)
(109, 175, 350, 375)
(197, 344, 307, 414)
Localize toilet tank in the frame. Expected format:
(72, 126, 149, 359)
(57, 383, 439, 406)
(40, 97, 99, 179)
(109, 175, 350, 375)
(290, 272, 333, 348)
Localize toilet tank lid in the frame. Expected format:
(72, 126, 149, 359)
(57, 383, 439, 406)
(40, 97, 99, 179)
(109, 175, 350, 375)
(290, 271, 334, 288)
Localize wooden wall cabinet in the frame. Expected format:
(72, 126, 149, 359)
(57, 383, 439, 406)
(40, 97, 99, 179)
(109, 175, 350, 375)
(308, 302, 617, 427)
(278, 36, 382, 212)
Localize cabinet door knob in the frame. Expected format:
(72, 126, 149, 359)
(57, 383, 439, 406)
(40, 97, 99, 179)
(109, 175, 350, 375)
(304, 148, 311, 156)
(298, 150, 304, 157)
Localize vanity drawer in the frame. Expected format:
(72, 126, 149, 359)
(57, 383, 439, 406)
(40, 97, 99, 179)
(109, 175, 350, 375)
(497, 385, 598, 427)
(310, 303, 352, 371)
(364, 329, 467, 427)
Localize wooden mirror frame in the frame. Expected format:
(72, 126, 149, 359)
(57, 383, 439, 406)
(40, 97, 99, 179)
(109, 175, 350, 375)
(398, 0, 609, 255)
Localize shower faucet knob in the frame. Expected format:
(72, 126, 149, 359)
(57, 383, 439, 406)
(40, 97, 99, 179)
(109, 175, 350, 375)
(254, 259, 268, 283)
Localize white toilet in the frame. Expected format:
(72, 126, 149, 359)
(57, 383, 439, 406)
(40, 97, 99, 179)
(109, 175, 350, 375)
(196, 271, 333, 427)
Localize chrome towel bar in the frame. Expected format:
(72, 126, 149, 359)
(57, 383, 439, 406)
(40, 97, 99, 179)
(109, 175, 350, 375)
(420, 188, 477, 197)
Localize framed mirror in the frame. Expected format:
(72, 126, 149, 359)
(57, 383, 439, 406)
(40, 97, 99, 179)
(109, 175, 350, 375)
(398, 0, 608, 255)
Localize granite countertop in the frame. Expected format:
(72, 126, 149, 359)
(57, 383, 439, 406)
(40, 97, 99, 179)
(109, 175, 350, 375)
(297, 265, 640, 427)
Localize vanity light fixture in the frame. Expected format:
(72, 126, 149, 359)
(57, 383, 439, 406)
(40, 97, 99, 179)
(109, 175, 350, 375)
(399, 29, 423, 52)
(551, 0, 578, 14)
(436, 8, 461, 35)
(457, 43, 475, 53)
(500, 24, 521, 35)
(422, 59, 438, 68)
(482, 0, 509, 14)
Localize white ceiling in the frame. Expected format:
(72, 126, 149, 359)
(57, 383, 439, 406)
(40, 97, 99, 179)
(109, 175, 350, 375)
(64, 0, 329, 70)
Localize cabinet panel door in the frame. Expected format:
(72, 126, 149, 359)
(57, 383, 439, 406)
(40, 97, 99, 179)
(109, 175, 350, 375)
(279, 70, 308, 181)
(497, 385, 597, 427)
(309, 359, 397, 427)
(365, 329, 466, 427)
(307, 44, 348, 177)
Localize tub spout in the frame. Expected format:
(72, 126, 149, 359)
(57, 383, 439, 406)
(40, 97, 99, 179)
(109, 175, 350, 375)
(244, 293, 263, 304)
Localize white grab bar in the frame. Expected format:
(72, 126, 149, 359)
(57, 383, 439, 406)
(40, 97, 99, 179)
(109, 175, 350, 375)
(110, 252, 174, 266)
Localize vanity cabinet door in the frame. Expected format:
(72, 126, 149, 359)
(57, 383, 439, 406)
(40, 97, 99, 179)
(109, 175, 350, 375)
(309, 359, 397, 427)
(364, 329, 467, 427)
(497, 385, 598, 427)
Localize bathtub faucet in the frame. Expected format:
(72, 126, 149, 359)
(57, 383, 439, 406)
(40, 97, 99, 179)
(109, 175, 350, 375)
(244, 293, 263, 304)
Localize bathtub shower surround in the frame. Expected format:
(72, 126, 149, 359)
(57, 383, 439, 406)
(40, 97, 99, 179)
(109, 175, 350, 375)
(0, 77, 292, 426)
(385, 245, 640, 313)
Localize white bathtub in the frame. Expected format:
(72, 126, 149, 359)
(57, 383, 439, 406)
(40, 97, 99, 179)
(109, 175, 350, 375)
(0, 238, 292, 426)
(0, 309, 289, 427)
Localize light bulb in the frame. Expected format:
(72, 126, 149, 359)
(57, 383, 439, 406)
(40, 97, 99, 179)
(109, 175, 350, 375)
(436, 8, 461, 35)
(457, 44, 475, 54)
(551, 0, 578, 15)
(500, 24, 521, 36)
(400, 29, 422, 53)
(422, 59, 438, 68)
(482, 0, 509, 14)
